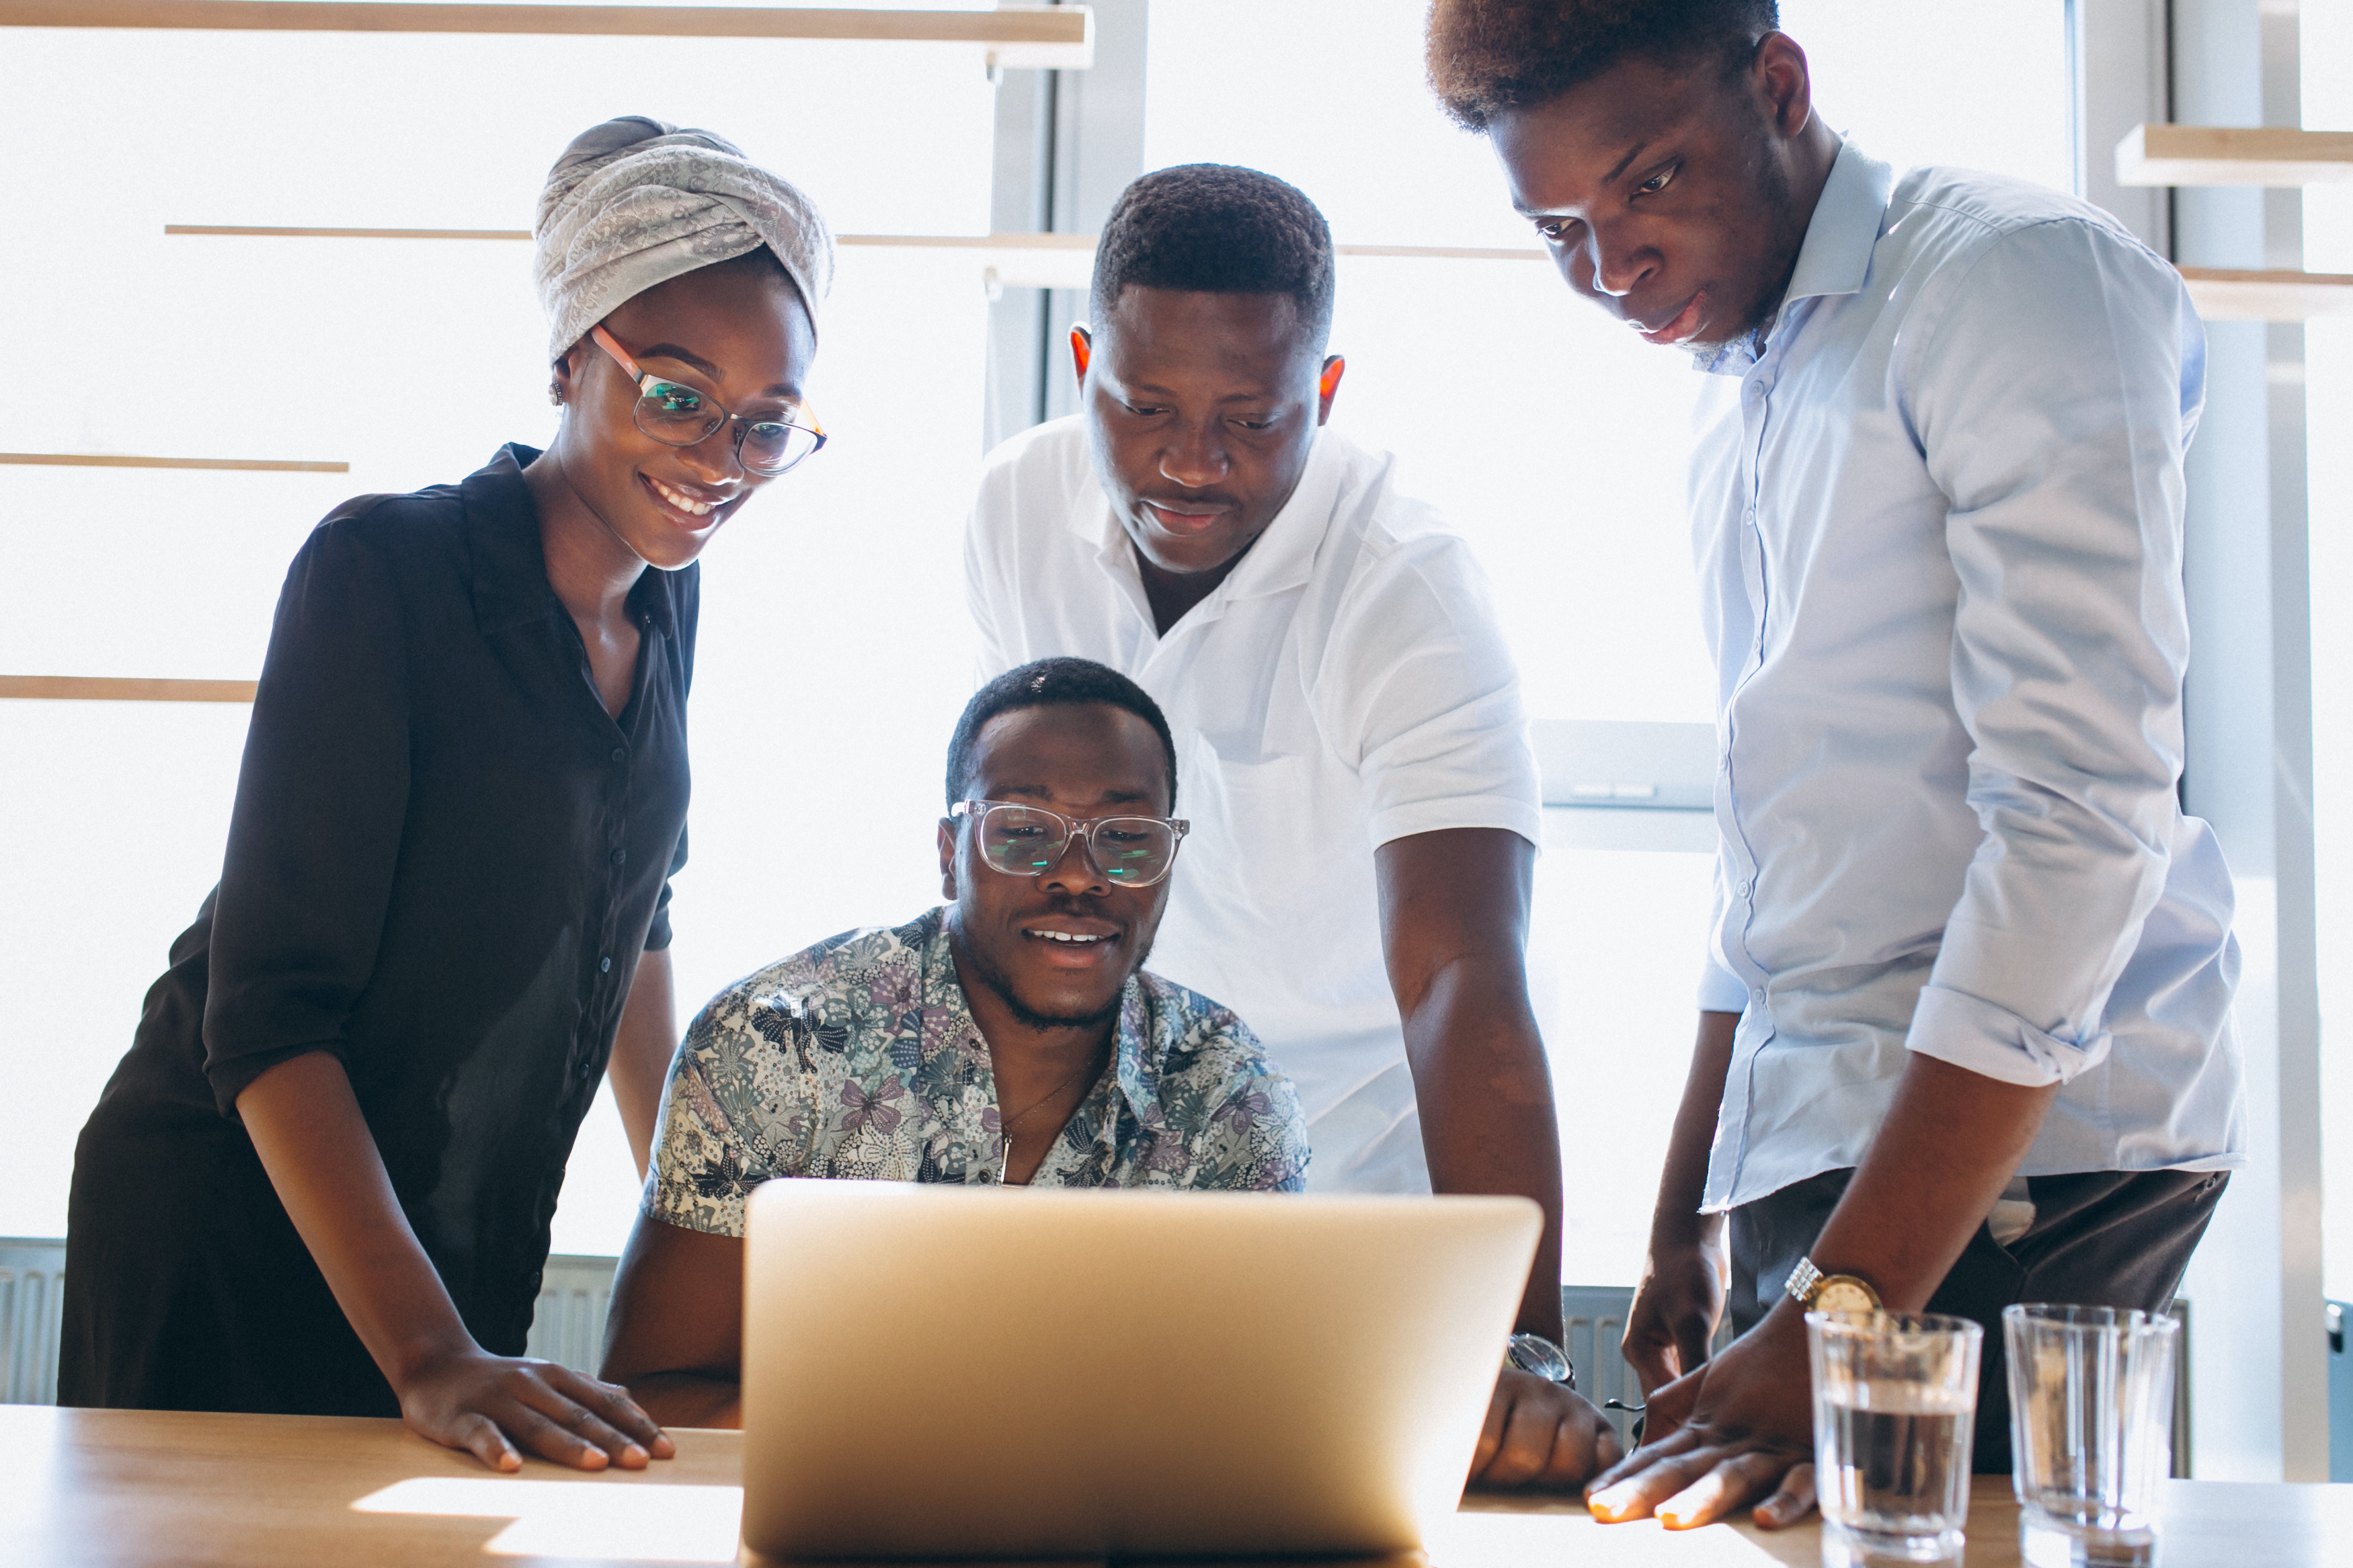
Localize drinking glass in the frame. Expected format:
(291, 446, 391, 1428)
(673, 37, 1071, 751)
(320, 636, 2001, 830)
(1808, 1311, 1983, 1566)
(2003, 1304, 2178, 1567)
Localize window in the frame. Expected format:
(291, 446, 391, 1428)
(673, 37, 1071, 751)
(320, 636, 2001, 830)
(2301, 3, 2352, 1306)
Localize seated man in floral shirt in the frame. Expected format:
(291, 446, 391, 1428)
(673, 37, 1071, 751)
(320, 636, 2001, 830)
(600, 657, 1309, 1426)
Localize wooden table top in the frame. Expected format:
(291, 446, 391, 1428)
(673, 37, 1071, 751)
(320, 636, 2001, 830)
(2, 1405, 2346, 1567)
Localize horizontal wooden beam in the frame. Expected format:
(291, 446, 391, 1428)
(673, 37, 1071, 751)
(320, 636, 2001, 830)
(0, 675, 257, 704)
(167, 223, 529, 240)
(0, 3, 1092, 64)
(2178, 267, 2353, 321)
(153, 228, 2353, 321)
(0, 452, 348, 472)
(2116, 124, 2353, 187)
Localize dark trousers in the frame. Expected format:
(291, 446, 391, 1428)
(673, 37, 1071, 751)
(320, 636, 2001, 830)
(1728, 1167, 2229, 1474)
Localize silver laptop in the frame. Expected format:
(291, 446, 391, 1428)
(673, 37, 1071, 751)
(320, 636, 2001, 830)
(737, 1181, 1539, 1563)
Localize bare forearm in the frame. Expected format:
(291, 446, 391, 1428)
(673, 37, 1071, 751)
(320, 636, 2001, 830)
(237, 1051, 474, 1385)
(1804, 1053, 2059, 1308)
(1650, 1012, 1738, 1247)
(1404, 961, 1565, 1340)
(610, 948, 678, 1180)
(627, 1373, 742, 1430)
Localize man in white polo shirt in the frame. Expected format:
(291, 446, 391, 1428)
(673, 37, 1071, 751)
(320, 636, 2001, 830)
(964, 163, 1615, 1487)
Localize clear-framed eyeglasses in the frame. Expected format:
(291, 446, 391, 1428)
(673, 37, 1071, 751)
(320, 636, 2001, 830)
(949, 800, 1191, 888)
(588, 323, 826, 476)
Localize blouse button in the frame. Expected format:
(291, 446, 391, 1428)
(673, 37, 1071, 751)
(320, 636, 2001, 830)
(610, 747, 627, 764)
(599, 955, 612, 974)
(610, 847, 627, 866)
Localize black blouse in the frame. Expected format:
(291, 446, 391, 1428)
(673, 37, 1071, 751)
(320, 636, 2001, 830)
(61, 444, 694, 1415)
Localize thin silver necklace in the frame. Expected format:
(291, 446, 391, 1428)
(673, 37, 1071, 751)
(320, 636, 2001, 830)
(996, 1049, 1107, 1184)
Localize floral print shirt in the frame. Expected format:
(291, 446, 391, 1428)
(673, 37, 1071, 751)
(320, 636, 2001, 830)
(647, 908, 1310, 1235)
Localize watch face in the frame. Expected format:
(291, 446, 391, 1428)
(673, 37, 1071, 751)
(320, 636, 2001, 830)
(1815, 1280, 1879, 1314)
(1506, 1333, 1572, 1383)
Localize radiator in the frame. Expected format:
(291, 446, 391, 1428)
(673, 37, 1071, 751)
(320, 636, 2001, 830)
(0, 1240, 614, 1401)
(525, 1253, 620, 1376)
(1, 1238, 68, 1405)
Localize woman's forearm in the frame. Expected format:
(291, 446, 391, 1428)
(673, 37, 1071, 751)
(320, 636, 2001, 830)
(236, 1050, 475, 1387)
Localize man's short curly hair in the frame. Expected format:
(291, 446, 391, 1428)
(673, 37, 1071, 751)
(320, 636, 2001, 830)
(947, 657, 1179, 811)
(1090, 164, 1335, 350)
(1426, 0, 1780, 131)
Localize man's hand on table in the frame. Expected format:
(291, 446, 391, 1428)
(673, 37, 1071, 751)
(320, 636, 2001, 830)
(1469, 1369, 1624, 1489)
(1585, 1302, 1816, 1529)
(397, 1344, 676, 1473)
(1622, 1225, 1728, 1396)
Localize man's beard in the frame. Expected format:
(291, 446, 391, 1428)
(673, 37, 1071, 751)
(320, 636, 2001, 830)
(950, 918, 1149, 1033)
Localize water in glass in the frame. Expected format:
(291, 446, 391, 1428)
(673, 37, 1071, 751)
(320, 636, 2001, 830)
(1809, 1311, 1982, 1566)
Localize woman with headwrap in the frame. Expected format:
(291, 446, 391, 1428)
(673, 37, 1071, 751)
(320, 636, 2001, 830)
(59, 118, 831, 1471)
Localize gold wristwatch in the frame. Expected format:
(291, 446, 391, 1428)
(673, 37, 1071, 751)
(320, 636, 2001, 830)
(1784, 1256, 1882, 1313)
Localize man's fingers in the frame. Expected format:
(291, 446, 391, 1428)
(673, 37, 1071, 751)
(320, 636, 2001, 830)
(1620, 1333, 1679, 1395)
(1654, 1450, 1792, 1530)
(1671, 1323, 1715, 1387)
(1474, 1386, 1563, 1489)
(1585, 1423, 1702, 1501)
(1753, 1461, 1818, 1529)
(1470, 1380, 1511, 1477)
(1538, 1400, 1622, 1488)
(1587, 1437, 1728, 1523)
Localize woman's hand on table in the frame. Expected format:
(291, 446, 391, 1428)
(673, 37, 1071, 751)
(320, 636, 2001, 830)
(1585, 1303, 1816, 1529)
(1468, 1370, 1624, 1489)
(397, 1345, 677, 1473)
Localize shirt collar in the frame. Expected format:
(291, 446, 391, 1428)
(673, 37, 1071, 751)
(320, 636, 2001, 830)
(463, 442, 680, 641)
(1691, 140, 1895, 375)
(1081, 430, 1344, 627)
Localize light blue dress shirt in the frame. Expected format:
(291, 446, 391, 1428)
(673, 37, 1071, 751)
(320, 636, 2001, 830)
(1691, 144, 2248, 1212)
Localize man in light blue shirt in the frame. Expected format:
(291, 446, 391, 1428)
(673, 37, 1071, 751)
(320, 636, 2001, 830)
(1429, 0, 2244, 1530)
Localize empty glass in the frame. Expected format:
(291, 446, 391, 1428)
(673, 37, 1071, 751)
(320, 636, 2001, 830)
(2003, 1304, 2178, 1567)
(1808, 1311, 1983, 1566)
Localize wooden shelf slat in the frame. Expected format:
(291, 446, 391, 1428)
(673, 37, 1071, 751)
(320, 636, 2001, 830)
(167, 223, 530, 240)
(0, 675, 258, 704)
(147, 229, 2353, 323)
(2178, 267, 2353, 321)
(2116, 124, 2353, 187)
(0, 3, 1092, 63)
(0, 452, 348, 472)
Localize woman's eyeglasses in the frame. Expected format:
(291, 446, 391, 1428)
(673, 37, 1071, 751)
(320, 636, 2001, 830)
(950, 800, 1190, 888)
(588, 323, 826, 476)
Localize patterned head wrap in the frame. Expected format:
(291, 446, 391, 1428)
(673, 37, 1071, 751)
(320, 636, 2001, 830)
(533, 116, 834, 363)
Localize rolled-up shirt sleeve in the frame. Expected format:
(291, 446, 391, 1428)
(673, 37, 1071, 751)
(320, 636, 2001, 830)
(1902, 219, 2204, 1087)
(202, 522, 411, 1114)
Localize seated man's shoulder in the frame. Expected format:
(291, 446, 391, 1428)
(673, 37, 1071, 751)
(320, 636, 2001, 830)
(1131, 971, 1310, 1190)
(653, 913, 949, 1236)
(690, 913, 941, 1066)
